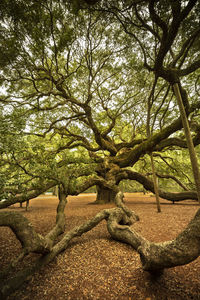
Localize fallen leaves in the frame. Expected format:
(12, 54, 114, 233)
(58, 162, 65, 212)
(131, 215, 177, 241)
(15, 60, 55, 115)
(1, 193, 200, 299)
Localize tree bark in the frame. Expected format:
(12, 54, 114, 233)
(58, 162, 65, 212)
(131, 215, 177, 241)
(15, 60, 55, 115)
(150, 153, 161, 212)
(173, 83, 200, 204)
(45, 185, 67, 247)
(107, 206, 200, 272)
(106, 193, 200, 272)
(118, 169, 198, 202)
(2, 192, 200, 298)
(0, 211, 50, 254)
(95, 185, 117, 203)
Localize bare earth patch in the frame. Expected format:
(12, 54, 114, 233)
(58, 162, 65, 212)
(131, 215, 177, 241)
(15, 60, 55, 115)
(1, 193, 200, 300)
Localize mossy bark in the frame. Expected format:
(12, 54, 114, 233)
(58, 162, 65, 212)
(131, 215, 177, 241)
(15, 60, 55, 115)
(95, 185, 117, 203)
(118, 169, 198, 202)
(2, 192, 200, 298)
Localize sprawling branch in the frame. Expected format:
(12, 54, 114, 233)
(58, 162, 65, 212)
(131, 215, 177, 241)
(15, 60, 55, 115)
(171, 28, 200, 68)
(0, 180, 57, 209)
(0, 212, 50, 254)
(153, 0, 198, 72)
(178, 59, 200, 77)
(2, 190, 200, 298)
(146, 172, 189, 191)
(117, 169, 198, 202)
(0, 207, 115, 298)
(156, 131, 200, 150)
(138, 207, 200, 271)
(114, 116, 183, 167)
(44, 185, 67, 247)
(1, 191, 200, 298)
(107, 194, 200, 272)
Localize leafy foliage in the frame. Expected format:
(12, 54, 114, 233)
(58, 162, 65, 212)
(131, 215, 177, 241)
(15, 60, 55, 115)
(0, 0, 200, 202)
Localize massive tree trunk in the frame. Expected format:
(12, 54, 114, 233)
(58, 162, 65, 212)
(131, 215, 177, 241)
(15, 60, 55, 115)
(95, 185, 117, 203)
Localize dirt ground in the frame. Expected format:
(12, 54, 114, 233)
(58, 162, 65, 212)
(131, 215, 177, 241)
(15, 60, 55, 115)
(1, 193, 200, 300)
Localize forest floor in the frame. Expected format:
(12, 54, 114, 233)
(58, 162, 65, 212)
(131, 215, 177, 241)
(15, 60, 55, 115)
(1, 193, 200, 300)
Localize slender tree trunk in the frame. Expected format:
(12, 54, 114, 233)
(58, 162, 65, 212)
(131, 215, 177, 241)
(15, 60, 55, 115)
(146, 78, 161, 212)
(150, 153, 161, 212)
(19, 201, 29, 210)
(173, 83, 200, 204)
(25, 200, 29, 211)
(52, 186, 58, 196)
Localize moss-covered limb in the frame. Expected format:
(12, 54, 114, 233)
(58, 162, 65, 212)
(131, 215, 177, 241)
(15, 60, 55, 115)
(106, 204, 200, 272)
(106, 206, 144, 250)
(178, 58, 200, 77)
(2, 203, 200, 298)
(53, 208, 112, 252)
(0, 180, 57, 209)
(64, 198, 200, 273)
(67, 175, 107, 196)
(0, 211, 50, 254)
(151, 0, 198, 80)
(45, 186, 67, 246)
(0, 252, 26, 280)
(155, 137, 190, 150)
(0, 175, 104, 210)
(155, 173, 189, 191)
(155, 130, 200, 152)
(0, 188, 67, 281)
(0, 208, 114, 299)
(0, 203, 138, 298)
(82, 103, 117, 156)
(114, 191, 139, 223)
(113, 96, 200, 169)
(0, 253, 48, 300)
(114, 117, 183, 168)
(145, 172, 189, 191)
(138, 208, 200, 271)
(115, 138, 146, 152)
(117, 169, 198, 202)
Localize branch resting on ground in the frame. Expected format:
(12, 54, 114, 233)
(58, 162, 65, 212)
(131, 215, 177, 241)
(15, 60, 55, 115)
(1, 191, 200, 298)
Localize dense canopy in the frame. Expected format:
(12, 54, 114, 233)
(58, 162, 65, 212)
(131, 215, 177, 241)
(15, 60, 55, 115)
(0, 0, 200, 297)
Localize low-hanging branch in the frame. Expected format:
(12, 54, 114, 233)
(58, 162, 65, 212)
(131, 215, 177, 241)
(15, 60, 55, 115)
(117, 169, 198, 202)
(145, 172, 189, 191)
(0, 180, 57, 209)
(0, 211, 50, 255)
(107, 193, 200, 272)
